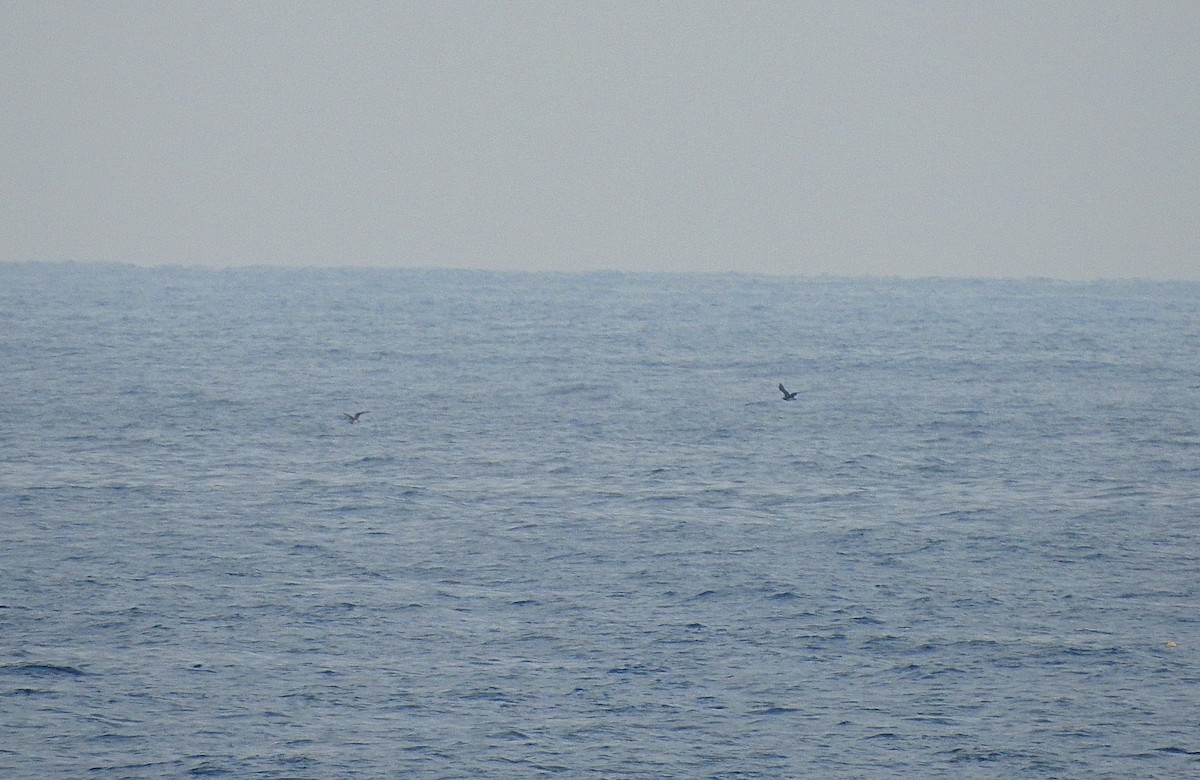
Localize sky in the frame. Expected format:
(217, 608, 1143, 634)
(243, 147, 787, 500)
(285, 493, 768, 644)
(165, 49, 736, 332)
(3, 1, 1198, 280)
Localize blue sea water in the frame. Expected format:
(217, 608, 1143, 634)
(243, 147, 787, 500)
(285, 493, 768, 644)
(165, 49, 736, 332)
(1, 263, 1198, 778)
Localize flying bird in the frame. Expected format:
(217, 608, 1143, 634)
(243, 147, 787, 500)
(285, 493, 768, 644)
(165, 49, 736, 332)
(343, 411, 369, 423)
(778, 384, 798, 401)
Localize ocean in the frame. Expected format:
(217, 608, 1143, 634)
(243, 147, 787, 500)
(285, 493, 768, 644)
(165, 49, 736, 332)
(2, 263, 1198, 778)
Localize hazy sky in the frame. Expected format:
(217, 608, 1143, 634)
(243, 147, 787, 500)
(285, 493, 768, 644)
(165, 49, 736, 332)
(4, 2, 1198, 279)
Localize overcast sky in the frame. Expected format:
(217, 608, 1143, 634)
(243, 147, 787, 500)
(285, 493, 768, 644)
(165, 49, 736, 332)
(3, 1, 1198, 279)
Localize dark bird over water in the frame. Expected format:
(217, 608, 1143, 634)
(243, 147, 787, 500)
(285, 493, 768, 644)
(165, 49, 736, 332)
(778, 384, 798, 401)
(344, 411, 369, 423)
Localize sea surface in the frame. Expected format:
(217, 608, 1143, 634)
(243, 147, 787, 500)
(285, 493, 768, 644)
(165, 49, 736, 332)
(2, 263, 1198, 778)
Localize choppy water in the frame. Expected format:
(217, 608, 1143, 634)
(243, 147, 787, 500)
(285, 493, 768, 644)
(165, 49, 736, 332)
(2, 263, 1199, 778)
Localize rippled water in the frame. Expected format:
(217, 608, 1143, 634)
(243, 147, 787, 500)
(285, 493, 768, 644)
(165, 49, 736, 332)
(2, 264, 1198, 778)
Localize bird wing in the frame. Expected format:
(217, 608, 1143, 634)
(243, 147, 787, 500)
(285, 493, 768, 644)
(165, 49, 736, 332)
(778, 383, 787, 394)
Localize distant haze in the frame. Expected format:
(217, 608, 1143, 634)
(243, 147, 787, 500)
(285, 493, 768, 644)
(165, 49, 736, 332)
(3, 2, 1198, 279)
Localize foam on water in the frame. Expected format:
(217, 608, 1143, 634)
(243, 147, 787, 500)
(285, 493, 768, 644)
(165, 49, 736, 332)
(2, 264, 1199, 778)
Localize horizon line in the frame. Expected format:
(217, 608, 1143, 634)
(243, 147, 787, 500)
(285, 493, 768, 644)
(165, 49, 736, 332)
(2, 258, 1197, 285)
